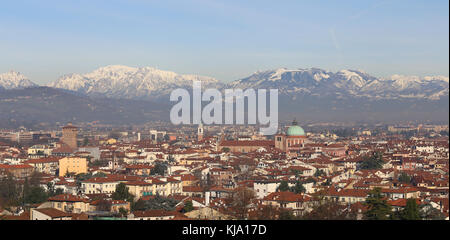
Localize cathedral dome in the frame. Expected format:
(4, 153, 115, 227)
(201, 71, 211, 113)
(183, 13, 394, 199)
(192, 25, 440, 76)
(286, 120, 305, 136)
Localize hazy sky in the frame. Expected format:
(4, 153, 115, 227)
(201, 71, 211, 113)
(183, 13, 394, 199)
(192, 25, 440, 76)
(0, 0, 448, 84)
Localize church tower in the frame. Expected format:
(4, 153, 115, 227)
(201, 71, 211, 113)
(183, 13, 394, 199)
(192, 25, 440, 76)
(197, 123, 204, 141)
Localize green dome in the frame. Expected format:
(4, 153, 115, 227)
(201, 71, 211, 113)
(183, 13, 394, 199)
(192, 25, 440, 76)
(286, 119, 305, 136)
(287, 125, 305, 136)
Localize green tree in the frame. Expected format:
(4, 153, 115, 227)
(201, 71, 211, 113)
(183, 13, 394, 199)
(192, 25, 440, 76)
(82, 137, 89, 146)
(131, 199, 146, 211)
(112, 183, 134, 203)
(118, 207, 128, 217)
(400, 198, 421, 220)
(150, 162, 167, 176)
(278, 209, 295, 220)
(314, 169, 325, 177)
(222, 147, 230, 153)
(96, 199, 112, 211)
(163, 134, 170, 142)
(364, 188, 393, 220)
(398, 172, 411, 184)
(183, 200, 194, 213)
(290, 181, 306, 194)
(277, 181, 290, 192)
(360, 152, 384, 170)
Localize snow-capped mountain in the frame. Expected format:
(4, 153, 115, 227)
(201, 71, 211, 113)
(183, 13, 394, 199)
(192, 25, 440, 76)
(6, 65, 447, 101)
(49, 65, 222, 100)
(227, 68, 449, 100)
(0, 71, 37, 90)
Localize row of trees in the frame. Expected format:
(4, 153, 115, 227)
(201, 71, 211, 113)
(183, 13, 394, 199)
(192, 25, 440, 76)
(364, 188, 422, 220)
(276, 180, 306, 194)
(0, 173, 64, 209)
(250, 186, 443, 220)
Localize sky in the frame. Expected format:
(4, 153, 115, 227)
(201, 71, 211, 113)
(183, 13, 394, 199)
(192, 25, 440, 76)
(0, 0, 448, 84)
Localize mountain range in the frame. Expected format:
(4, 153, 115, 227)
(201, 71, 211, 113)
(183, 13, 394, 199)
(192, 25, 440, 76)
(0, 65, 448, 127)
(0, 71, 37, 90)
(1, 65, 448, 101)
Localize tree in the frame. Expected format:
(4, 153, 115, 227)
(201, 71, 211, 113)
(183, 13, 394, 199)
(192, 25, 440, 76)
(142, 195, 179, 211)
(278, 209, 295, 220)
(400, 198, 420, 220)
(314, 169, 325, 177)
(290, 181, 306, 194)
(97, 199, 112, 211)
(276, 181, 290, 192)
(150, 162, 167, 176)
(364, 188, 393, 220)
(183, 200, 194, 213)
(251, 205, 279, 220)
(0, 174, 20, 207)
(398, 172, 412, 184)
(24, 186, 48, 204)
(419, 203, 446, 220)
(118, 207, 128, 217)
(167, 155, 175, 163)
(301, 198, 352, 220)
(82, 137, 89, 146)
(222, 147, 230, 153)
(359, 152, 384, 170)
(112, 183, 134, 203)
(231, 187, 256, 220)
(322, 179, 332, 186)
(163, 134, 170, 142)
(131, 199, 146, 211)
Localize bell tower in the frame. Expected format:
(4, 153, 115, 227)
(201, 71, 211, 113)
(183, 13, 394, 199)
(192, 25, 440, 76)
(197, 123, 204, 141)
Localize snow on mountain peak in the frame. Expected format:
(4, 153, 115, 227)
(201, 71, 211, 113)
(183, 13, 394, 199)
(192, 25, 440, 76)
(0, 71, 37, 89)
(49, 65, 221, 99)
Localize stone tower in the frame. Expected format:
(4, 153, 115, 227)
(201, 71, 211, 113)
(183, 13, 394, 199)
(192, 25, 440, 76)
(197, 123, 204, 141)
(62, 123, 78, 150)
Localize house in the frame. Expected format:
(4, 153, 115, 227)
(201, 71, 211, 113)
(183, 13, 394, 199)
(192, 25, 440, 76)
(59, 157, 87, 177)
(253, 180, 281, 199)
(381, 188, 421, 200)
(325, 188, 369, 204)
(125, 181, 153, 201)
(0, 164, 34, 179)
(184, 206, 233, 220)
(182, 186, 204, 198)
(23, 157, 60, 175)
(262, 191, 313, 216)
(125, 164, 153, 176)
(388, 198, 422, 212)
(81, 177, 119, 194)
(31, 208, 72, 220)
(128, 210, 180, 220)
(111, 200, 131, 214)
(47, 194, 90, 213)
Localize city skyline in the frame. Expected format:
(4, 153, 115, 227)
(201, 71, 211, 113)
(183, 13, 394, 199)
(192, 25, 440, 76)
(0, 0, 448, 85)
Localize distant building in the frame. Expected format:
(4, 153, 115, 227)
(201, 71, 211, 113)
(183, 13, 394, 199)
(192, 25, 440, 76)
(62, 123, 78, 150)
(275, 120, 308, 157)
(218, 140, 274, 153)
(0, 164, 34, 179)
(197, 123, 204, 141)
(59, 157, 87, 177)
